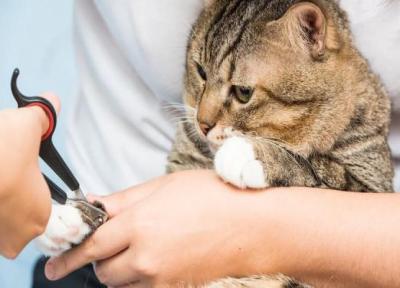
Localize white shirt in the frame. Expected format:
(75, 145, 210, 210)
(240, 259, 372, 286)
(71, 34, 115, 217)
(69, 0, 400, 194)
(68, 0, 202, 194)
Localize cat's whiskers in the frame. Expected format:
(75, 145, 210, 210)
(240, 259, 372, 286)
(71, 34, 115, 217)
(186, 125, 201, 139)
(163, 102, 196, 111)
(165, 106, 197, 132)
(169, 115, 194, 122)
(172, 116, 196, 124)
(163, 103, 197, 128)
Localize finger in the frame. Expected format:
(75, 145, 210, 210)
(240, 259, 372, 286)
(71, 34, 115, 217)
(27, 92, 61, 137)
(45, 213, 131, 281)
(95, 249, 140, 286)
(91, 179, 164, 217)
(114, 281, 147, 288)
(40, 92, 61, 114)
(88, 190, 147, 217)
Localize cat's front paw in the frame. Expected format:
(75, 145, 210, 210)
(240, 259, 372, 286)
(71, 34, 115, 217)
(214, 136, 267, 189)
(35, 204, 91, 256)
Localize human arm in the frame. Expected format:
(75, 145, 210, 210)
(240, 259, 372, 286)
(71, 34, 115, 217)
(44, 170, 400, 287)
(0, 93, 59, 259)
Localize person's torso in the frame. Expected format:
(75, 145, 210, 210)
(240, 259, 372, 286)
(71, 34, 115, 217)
(68, 0, 203, 194)
(69, 0, 400, 194)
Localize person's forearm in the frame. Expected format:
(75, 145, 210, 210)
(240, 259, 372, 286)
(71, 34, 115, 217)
(0, 174, 50, 258)
(245, 187, 400, 287)
(0, 106, 51, 258)
(0, 106, 47, 188)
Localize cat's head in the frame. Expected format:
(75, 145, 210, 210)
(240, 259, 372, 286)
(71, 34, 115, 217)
(183, 0, 368, 156)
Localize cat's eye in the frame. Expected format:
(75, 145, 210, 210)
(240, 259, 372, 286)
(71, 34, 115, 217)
(232, 85, 254, 104)
(196, 62, 207, 81)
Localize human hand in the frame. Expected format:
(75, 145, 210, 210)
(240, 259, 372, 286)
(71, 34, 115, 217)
(0, 93, 60, 258)
(40, 168, 400, 288)
(44, 170, 276, 287)
(0, 92, 60, 185)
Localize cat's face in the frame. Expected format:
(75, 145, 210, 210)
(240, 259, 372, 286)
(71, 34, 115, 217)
(183, 0, 354, 155)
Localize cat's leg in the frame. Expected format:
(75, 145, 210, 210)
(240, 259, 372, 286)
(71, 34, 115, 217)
(35, 203, 91, 256)
(214, 137, 267, 189)
(214, 136, 319, 189)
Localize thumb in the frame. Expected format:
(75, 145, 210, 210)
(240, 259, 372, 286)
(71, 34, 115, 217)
(24, 92, 61, 140)
(87, 177, 166, 217)
(40, 92, 61, 114)
(87, 188, 150, 218)
(32, 92, 61, 137)
(87, 194, 123, 217)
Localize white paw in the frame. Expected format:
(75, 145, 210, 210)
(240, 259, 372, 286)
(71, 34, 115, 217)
(35, 204, 91, 256)
(214, 136, 267, 189)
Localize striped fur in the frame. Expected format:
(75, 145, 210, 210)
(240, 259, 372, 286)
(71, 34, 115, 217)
(167, 0, 394, 287)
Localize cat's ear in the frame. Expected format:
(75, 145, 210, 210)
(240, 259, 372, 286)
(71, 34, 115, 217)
(285, 2, 337, 59)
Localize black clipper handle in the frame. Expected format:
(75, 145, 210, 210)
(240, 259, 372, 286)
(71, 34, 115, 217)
(11, 68, 80, 195)
(43, 174, 68, 205)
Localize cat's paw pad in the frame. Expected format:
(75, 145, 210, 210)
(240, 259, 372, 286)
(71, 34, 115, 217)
(35, 204, 91, 256)
(214, 136, 267, 189)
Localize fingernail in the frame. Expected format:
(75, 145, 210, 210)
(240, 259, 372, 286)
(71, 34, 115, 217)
(45, 259, 56, 280)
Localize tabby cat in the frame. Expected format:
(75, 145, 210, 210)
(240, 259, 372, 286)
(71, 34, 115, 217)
(166, 0, 394, 286)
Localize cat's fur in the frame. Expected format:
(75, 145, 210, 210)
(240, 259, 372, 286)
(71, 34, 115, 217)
(35, 205, 91, 256)
(167, 0, 394, 287)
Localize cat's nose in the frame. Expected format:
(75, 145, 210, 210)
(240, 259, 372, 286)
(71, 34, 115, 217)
(199, 122, 215, 136)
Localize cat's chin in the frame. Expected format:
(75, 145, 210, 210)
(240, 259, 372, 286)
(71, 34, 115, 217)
(206, 128, 240, 152)
(207, 142, 221, 155)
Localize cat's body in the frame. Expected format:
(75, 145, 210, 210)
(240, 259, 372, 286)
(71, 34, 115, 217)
(36, 0, 394, 287)
(167, 0, 394, 286)
(168, 0, 393, 192)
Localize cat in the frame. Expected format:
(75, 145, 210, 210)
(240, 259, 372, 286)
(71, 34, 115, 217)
(166, 0, 394, 287)
(35, 205, 92, 256)
(35, 0, 394, 287)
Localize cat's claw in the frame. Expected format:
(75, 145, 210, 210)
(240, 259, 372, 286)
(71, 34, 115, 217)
(35, 204, 91, 256)
(214, 136, 267, 189)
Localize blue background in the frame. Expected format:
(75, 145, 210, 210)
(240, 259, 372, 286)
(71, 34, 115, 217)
(0, 0, 76, 287)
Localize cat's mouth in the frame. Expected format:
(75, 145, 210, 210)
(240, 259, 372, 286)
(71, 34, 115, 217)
(196, 123, 240, 153)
